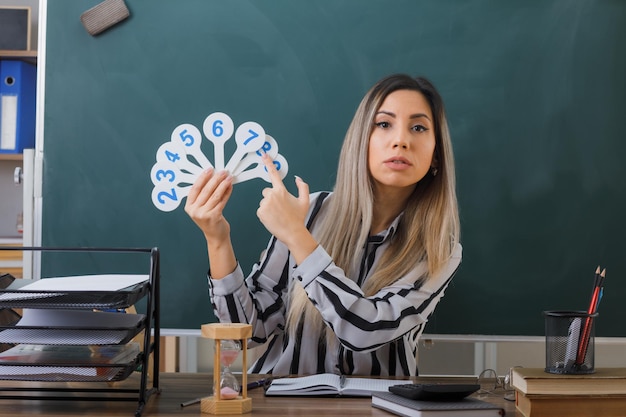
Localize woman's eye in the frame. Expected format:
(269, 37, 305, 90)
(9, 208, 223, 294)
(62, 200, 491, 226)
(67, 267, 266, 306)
(375, 121, 390, 128)
(413, 124, 428, 132)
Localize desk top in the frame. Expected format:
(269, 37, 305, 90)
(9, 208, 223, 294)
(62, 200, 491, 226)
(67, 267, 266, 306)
(0, 373, 519, 416)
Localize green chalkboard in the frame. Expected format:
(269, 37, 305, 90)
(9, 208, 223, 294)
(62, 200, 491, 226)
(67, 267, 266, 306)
(41, 0, 626, 336)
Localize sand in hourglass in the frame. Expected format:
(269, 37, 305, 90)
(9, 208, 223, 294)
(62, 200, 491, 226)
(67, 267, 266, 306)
(219, 341, 241, 400)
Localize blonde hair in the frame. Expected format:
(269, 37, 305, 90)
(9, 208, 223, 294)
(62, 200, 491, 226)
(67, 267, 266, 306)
(286, 74, 460, 341)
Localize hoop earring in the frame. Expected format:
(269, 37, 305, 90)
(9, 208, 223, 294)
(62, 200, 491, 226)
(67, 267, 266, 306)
(430, 167, 438, 177)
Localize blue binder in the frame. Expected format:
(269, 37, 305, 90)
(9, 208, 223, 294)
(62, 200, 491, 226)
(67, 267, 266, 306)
(0, 59, 37, 153)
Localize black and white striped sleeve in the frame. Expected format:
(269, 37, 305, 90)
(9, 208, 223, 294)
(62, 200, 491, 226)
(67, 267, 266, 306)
(208, 192, 330, 345)
(294, 243, 462, 352)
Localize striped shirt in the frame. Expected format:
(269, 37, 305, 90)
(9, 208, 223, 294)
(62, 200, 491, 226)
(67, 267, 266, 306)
(208, 192, 462, 376)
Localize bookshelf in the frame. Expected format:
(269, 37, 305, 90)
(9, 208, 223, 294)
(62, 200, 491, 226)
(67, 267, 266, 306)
(0, 49, 36, 253)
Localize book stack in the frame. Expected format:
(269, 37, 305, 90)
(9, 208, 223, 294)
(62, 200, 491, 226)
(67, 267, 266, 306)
(510, 367, 626, 417)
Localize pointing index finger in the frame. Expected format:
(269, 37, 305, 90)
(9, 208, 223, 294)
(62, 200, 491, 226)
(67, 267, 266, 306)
(261, 152, 285, 188)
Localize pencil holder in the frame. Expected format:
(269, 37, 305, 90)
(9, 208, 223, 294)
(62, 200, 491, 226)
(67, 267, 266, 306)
(543, 310, 598, 375)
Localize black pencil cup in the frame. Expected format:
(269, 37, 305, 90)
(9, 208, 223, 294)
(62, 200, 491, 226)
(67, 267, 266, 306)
(543, 310, 597, 374)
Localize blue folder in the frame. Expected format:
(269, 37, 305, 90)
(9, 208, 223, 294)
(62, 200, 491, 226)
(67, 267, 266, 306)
(0, 59, 37, 153)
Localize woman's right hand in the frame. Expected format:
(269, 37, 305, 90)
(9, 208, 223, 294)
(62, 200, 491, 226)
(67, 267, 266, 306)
(184, 168, 234, 243)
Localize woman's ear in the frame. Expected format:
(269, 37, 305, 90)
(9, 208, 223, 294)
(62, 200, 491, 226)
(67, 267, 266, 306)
(430, 155, 439, 176)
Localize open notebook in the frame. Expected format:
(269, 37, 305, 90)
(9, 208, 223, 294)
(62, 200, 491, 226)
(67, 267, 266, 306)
(265, 373, 410, 397)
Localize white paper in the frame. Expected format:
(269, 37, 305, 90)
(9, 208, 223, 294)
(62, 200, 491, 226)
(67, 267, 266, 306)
(0, 274, 149, 301)
(342, 377, 410, 395)
(17, 274, 149, 291)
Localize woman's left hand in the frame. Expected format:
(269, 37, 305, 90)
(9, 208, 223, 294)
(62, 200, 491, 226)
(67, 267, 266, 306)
(257, 153, 316, 259)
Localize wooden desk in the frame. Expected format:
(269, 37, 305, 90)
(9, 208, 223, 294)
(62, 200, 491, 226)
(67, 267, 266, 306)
(0, 373, 520, 416)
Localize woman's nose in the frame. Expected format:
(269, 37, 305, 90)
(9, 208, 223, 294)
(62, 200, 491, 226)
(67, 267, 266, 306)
(392, 132, 409, 149)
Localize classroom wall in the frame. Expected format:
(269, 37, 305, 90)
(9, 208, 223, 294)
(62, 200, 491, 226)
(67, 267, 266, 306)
(422, 339, 626, 376)
(172, 335, 626, 377)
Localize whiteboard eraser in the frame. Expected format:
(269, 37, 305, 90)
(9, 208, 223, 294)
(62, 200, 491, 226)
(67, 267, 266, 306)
(80, 0, 130, 36)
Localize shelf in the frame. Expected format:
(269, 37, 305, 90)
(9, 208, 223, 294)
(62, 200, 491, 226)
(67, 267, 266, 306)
(0, 50, 37, 58)
(0, 154, 23, 161)
(0, 50, 37, 64)
(0, 280, 150, 310)
(0, 309, 147, 345)
(0, 343, 142, 382)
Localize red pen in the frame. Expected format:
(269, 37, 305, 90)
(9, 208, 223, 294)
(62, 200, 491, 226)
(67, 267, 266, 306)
(576, 267, 605, 366)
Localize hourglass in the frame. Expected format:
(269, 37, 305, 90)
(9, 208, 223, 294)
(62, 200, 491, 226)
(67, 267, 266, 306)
(200, 323, 253, 415)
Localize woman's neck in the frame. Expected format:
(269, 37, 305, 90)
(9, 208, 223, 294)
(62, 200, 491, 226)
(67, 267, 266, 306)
(370, 187, 413, 235)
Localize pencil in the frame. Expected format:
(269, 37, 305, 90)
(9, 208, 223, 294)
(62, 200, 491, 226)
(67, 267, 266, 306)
(597, 268, 606, 293)
(591, 266, 601, 291)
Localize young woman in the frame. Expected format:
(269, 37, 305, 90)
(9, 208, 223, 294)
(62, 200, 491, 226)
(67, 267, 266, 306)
(185, 74, 461, 376)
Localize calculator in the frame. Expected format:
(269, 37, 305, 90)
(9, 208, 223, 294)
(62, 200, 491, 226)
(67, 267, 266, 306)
(388, 383, 480, 401)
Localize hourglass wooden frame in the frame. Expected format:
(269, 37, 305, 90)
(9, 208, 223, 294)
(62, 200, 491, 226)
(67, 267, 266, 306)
(200, 323, 253, 415)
